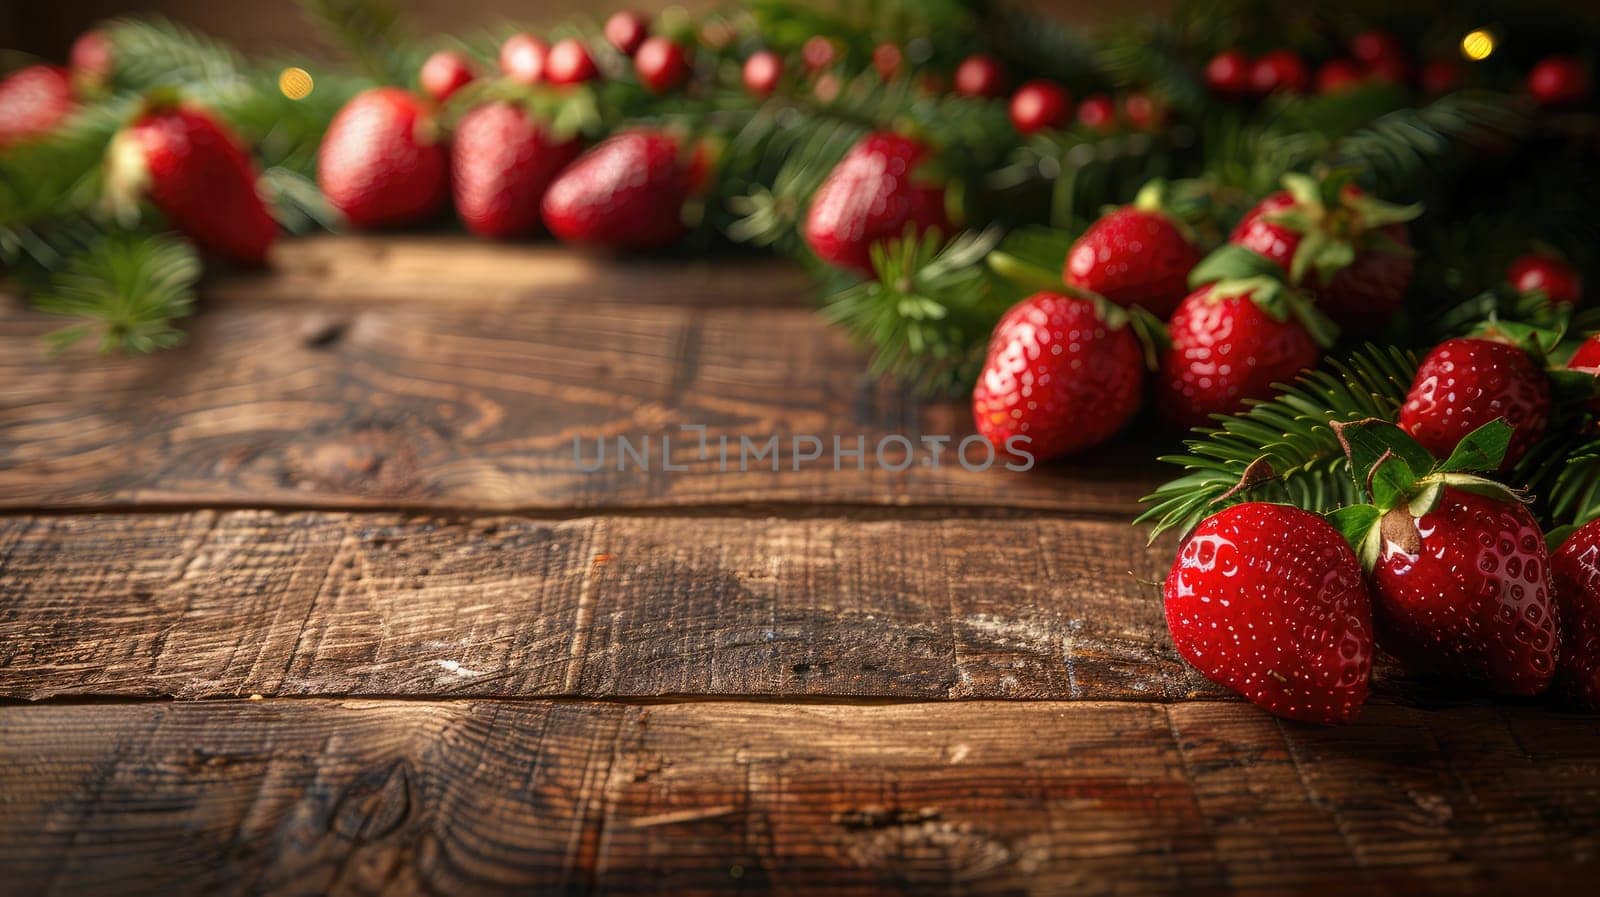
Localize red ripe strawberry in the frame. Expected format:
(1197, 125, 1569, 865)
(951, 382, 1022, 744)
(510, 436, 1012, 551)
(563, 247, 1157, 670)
(108, 104, 277, 265)
(318, 87, 448, 229)
(604, 11, 650, 57)
(1230, 182, 1416, 332)
(1528, 56, 1590, 107)
(1570, 334, 1600, 373)
(635, 37, 691, 93)
(1370, 488, 1558, 696)
(971, 292, 1143, 461)
(1204, 50, 1252, 98)
(1316, 59, 1365, 95)
(0, 65, 75, 148)
(1553, 519, 1600, 709)
(419, 50, 476, 103)
(500, 34, 548, 85)
(1064, 201, 1199, 317)
(1397, 337, 1551, 470)
(1250, 49, 1309, 95)
(1076, 94, 1117, 132)
(541, 129, 692, 249)
(1121, 92, 1163, 131)
(1421, 59, 1463, 96)
(450, 102, 580, 239)
(70, 30, 114, 87)
(1159, 283, 1322, 430)
(803, 132, 950, 275)
(953, 55, 1007, 98)
(546, 39, 598, 86)
(1165, 502, 1374, 724)
(743, 51, 783, 97)
(1507, 253, 1582, 308)
(1009, 80, 1069, 134)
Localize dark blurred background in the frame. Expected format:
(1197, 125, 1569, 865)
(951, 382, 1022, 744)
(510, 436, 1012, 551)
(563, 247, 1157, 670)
(4, 1, 1171, 58)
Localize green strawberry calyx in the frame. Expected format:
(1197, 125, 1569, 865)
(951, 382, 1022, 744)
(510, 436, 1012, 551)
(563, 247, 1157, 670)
(1203, 274, 1341, 349)
(1267, 172, 1423, 286)
(1325, 417, 1525, 569)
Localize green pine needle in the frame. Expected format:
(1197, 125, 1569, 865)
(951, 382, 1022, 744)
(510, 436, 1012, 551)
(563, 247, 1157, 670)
(1136, 344, 1419, 539)
(295, 0, 419, 87)
(32, 232, 201, 355)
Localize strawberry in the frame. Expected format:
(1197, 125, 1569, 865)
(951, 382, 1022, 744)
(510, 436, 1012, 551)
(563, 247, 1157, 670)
(1397, 337, 1551, 471)
(1076, 94, 1117, 132)
(70, 30, 114, 90)
(801, 36, 837, 74)
(953, 55, 1007, 98)
(1316, 59, 1365, 95)
(1332, 419, 1559, 697)
(0, 65, 75, 148)
(1250, 50, 1310, 96)
(1204, 50, 1252, 98)
(107, 103, 277, 265)
(1159, 281, 1324, 430)
(545, 39, 598, 86)
(317, 87, 448, 229)
(1165, 502, 1374, 724)
(1570, 334, 1600, 373)
(1229, 175, 1418, 332)
(1009, 80, 1070, 134)
(635, 37, 692, 93)
(971, 292, 1144, 461)
(541, 129, 693, 249)
(1507, 252, 1582, 308)
(803, 132, 950, 275)
(500, 34, 548, 85)
(743, 51, 783, 97)
(604, 11, 650, 57)
(419, 50, 476, 103)
(1527, 56, 1590, 107)
(872, 43, 903, 81)
(450, 102, 580, 239)
(1064, 188, 1199, 317)
(1553, 519, 1600, 709)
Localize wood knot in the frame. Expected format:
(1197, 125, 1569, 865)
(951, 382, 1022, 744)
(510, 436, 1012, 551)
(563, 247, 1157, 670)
(330, 760, 412, 844)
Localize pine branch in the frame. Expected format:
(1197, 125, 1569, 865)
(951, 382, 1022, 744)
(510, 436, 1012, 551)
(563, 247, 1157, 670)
(1136, 344, 1419, 539)
(30, 231, 200, 354)
(295, 0, 418, 87)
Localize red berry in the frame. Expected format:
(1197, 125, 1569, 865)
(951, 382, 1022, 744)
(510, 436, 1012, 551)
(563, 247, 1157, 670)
(1397, 337, 1551, 470)
(1121, 92, 1163, 131)
(499, 33, 548, 85)
(1508, 253, 1583, 307)
(419, 50, 476, 102)
(1229, 188, 1413, 332)
(1528, 55, 1590, 106)
(635, 37, 691, 93)
(1371, 488, 1558, 696)
(1064, 206, 1199, 316)
(110, 104, 277, 265)
(1250, 50, 1310, 95)
(1350, 30, 1408, 83)
(1553, 519, 1600, 709)
(1165, 502, 1374, 724)
(802, 36, 836, 74)
(971, 292, 1144, 461)
(451, 102, 580, 239)
(953, 54, 1007, 98)
(1204, 49, 1252, 97)
(0, 65, 74, 148)
(802, 132, 949, 275)
(1570, 334, 1600, 373)
(604, 11, 650, 57)
(1420, 59, 1463, 95)
(70, 30, 114, 83)
(872, 43, 903, 81)
(541, 130, 692, 249)
(1008, 80, 1069, 134)
(545, 38, 597, 86)
(743, 51, 783, 97)
(317, 87, 448, 229)
(1316, 59, 1365, 94)
(1160, 283, 1322, 429)
(1076, 94, 1117, 132)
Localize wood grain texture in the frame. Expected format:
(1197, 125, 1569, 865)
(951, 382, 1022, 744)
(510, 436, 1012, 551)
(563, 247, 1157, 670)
(0, 269, 1165, 513)
(2, 698, 1596, 896)
(0, 510, 1201, 702)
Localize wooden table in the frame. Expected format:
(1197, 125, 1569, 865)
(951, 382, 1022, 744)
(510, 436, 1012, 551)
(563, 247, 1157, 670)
(2, 235, 1597, 895)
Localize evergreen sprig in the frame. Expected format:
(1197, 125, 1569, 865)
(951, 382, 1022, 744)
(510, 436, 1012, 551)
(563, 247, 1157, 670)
(1136, 344, 1419, 538)
(31, 231, 200, 354)
(295, 0, 419, 87)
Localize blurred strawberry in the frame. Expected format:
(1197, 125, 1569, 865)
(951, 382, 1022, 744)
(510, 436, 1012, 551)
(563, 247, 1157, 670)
(803, 132, 949, 275)
(1507, 252, 1582, 308)
(451, 102, 580, 239)
(500, 34, 548, 85)
(317, 87, 449, 228)
(541, 129, 694, 249)
(604, 11, 650, 57)
(0, 65, 75, 148)
(419, 50, 476, 102)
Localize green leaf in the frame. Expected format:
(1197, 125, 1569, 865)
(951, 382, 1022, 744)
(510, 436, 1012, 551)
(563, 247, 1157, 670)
(1437, 419, 1513, 473)
(1188, 243, 1284, 289)
(1327, 504, 1382, 568)
(1369, 454, 1416, 511)
(1331, 418, 1432, 496)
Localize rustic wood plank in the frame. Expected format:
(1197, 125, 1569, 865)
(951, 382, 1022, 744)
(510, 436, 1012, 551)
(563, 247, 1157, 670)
(209, 236, 818, 309)
(0, 282, 1165, 513)
(0, 510, 1201, 702)
(1, 699, 1596, 896)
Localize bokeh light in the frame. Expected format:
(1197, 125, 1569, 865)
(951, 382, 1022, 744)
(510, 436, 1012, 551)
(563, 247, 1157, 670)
(278, 66, 314, 100)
